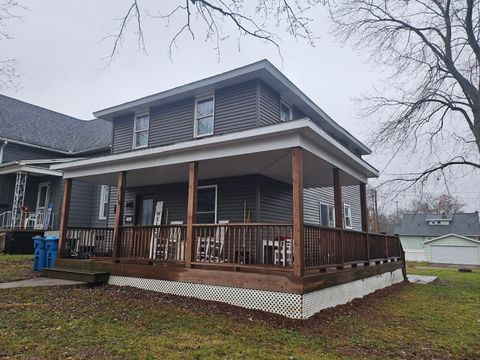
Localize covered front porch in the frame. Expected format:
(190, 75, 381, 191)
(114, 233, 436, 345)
(0, 160, 65, 231)
(50, 120, 405, 318)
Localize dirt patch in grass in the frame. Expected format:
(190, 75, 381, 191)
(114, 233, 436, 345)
(0, 255, 39, 283)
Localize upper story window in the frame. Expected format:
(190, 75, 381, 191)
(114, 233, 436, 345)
(133, 112, 149, 149)
(98, 185, 109, 220)
(280, 100, 293, 121)
(195, 95, 215, 137)
(344, 204, 352, 229)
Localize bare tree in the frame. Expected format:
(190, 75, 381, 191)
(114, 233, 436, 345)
(107, 0, 323, 62)
(329, 0, 480, 188)
(0, 0, 23, 91)
(408, 193, 465, 214)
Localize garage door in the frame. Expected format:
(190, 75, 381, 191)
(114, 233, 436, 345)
(431, 246, 480, 265)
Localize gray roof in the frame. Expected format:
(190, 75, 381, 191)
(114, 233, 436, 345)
(394, 213, 480, 236)
(0, 95, 112, 154)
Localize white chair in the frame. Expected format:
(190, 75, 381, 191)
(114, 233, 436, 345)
(167, 221, 184, 260)
(24, 212, 38, 229)
(207, 220, 229, 262)
(196, 220, 229, 262)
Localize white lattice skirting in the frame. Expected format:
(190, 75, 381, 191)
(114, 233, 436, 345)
(108, 269, 404, 319)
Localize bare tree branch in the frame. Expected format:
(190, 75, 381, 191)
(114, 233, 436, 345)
(329, 0, 480, 191)
(0, 0, 25, 92)
(107, 1, 322, 63)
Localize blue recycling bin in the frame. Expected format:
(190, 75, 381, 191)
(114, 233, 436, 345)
(44, 236, 59, 269)
(32, 235, 45, 271)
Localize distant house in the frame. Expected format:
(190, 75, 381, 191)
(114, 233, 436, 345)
(395, 213, 480, 264)
(0, 95, 111, 253)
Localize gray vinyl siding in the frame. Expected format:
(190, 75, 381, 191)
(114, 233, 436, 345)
(258, 81, 305, 127)
(2, 143, 61, 162)
(112, 113, 134, 154)
(258, 176, 292, 223)
(149, 98, 195, 147)
(259, 82, 280, 126)
(107, 175, 259, 226)
(111, 81, 259, 154)
(214, 81, 258, 134)
(0, 174, 15, 212)
(68, 180, 98, 228)
(90, 184, 109, 228)
(303, 185, 362, 231)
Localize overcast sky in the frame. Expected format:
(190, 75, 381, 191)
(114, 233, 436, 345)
(3, 0, 479, 212)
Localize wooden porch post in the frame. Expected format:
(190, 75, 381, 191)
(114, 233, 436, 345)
(359, 183, 368, 232)
(360, 182, 370, 265)
(185, 161, 198, 268)
(112, 171, 126, 262)
(58, 178, 72, 257)
(333, 168, 344, 269)
(292, 147, 304, 277)
(333, 169, 343, 229)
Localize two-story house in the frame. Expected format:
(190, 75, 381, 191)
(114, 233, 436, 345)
(0, 95, 112, 253)
(48, 60, 405, 319)
(395, 213, 480, 264)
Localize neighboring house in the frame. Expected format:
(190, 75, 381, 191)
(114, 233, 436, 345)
(0, 95, 112, 253)
(395, 213, 480, 264)
(49, 60, 405, 319)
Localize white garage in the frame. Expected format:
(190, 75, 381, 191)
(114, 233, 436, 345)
(424, 234, 480, 265)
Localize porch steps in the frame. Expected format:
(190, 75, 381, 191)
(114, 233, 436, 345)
(43, 267, 110, 284)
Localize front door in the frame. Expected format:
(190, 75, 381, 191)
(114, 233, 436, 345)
(137, 195, 154, 225)
(36, 182, 50, 213)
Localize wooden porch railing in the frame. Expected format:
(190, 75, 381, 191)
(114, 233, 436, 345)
(304, 224, 402, 270)
(192, 223, 293, 267)
(63, 227, 114, 258)
(118, 225, 187, 262)
(63, 224, 402, 272)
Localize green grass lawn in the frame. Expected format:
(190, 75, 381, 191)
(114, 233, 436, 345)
(0, 257, 479, 359)
(0, 254, 38, 283)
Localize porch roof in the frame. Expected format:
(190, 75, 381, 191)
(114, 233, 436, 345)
(51, 119, 379, 188)
(0, 159, 66, 177)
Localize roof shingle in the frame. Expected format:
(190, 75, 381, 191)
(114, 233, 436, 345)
(0, 95, 111, 154)
(394, 213, 480, 236)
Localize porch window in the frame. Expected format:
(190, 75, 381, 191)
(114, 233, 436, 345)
(344, 204, 352, 229)
(194, 95, 214, 137)
(98, 185, 109, 220)
(280, 100, 292, 121)
(320, 203, 335, 227)
(197, 185, 217, 223)
(133, 112, 149, 149)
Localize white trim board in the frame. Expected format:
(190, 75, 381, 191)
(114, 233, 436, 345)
(0, 164, 63, 177)
(423, 233, 480, 244)
(51, 119, 377, 184)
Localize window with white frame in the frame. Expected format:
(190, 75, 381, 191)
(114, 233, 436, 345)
(343, 204, 352, 229)
(319, 203, 335, 227)
(133, 112, 149, 149)
(280, 100, 293, 121)
(197, 185, 217, 223)
(194, 95, 215, 137)
(99, 185, 109, 220)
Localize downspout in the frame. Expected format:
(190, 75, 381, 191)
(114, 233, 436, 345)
(0, 140, 7, 164)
